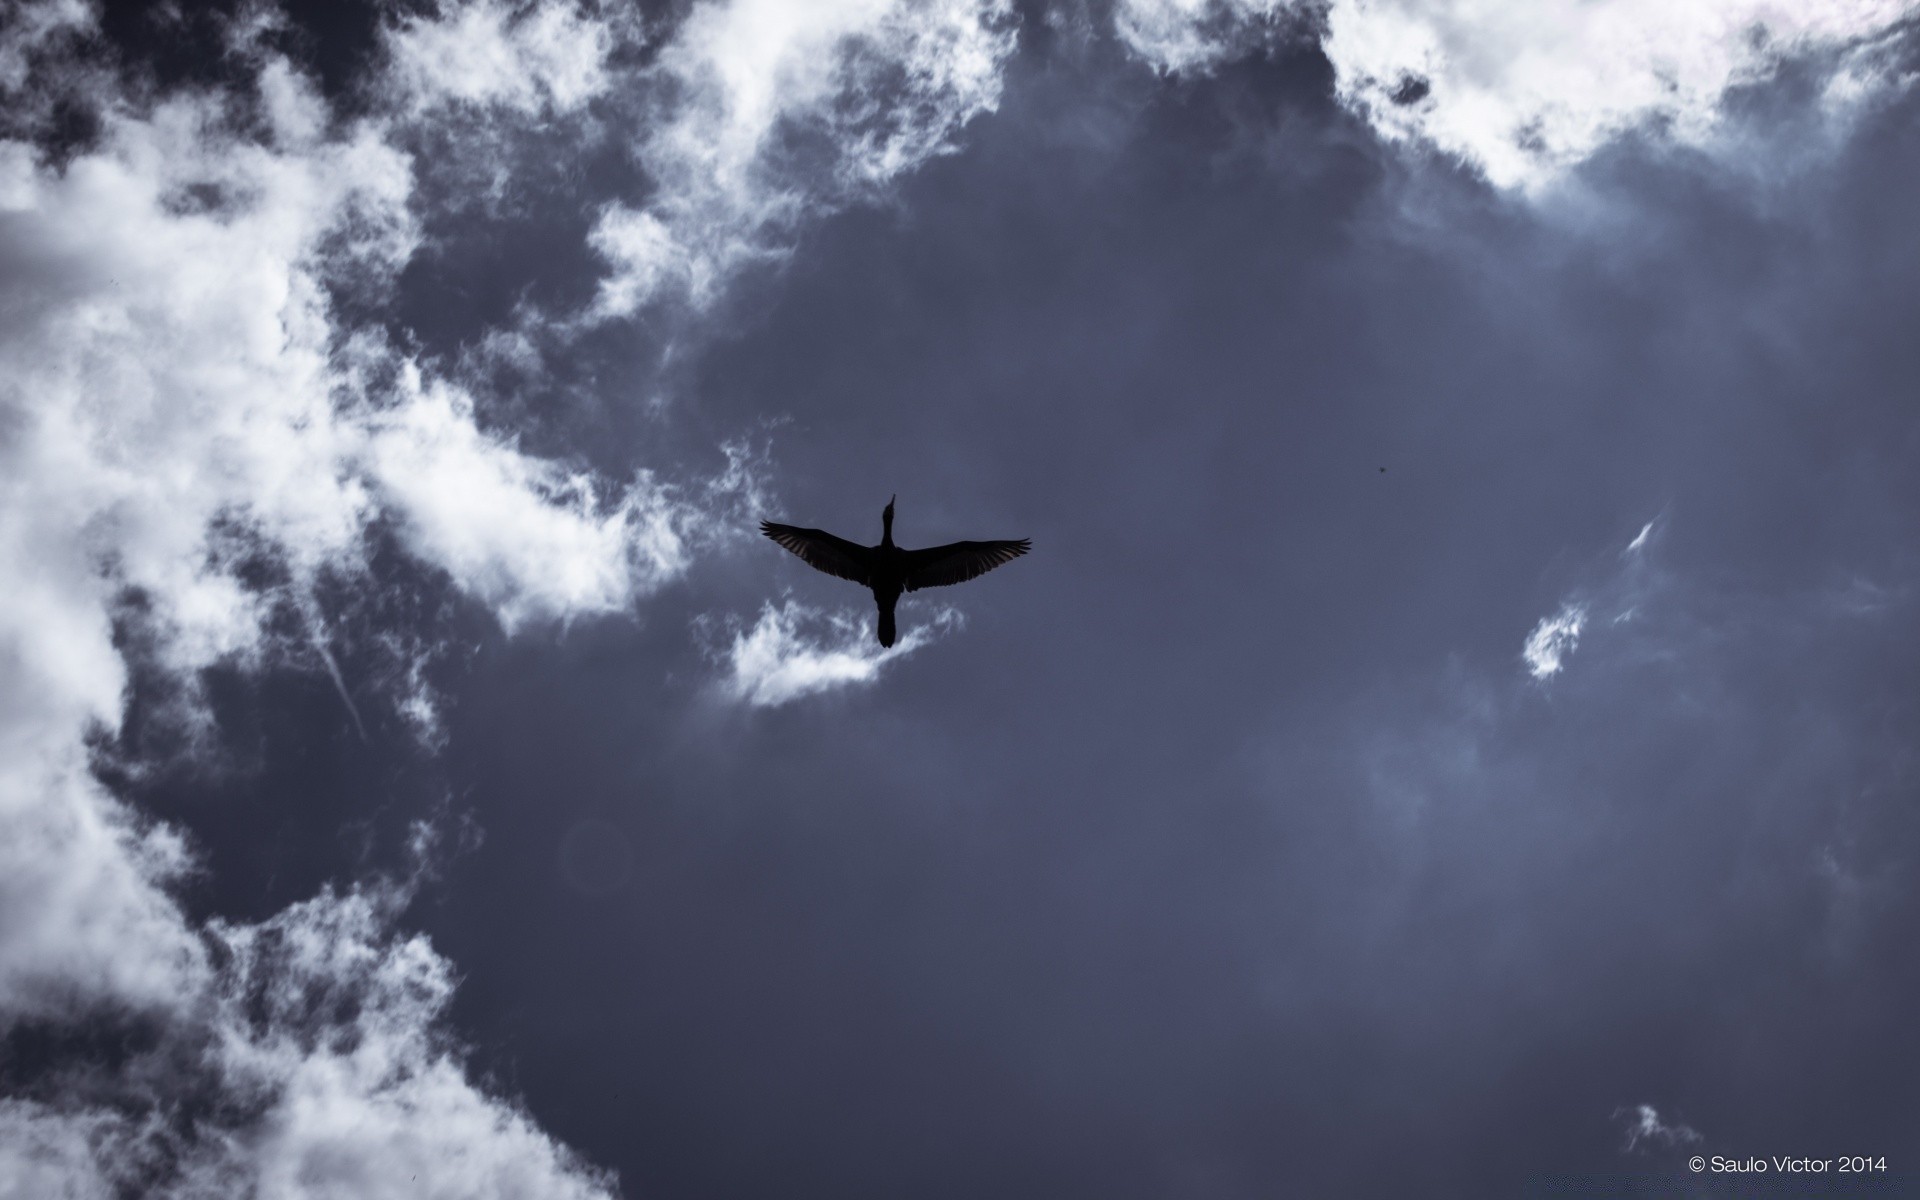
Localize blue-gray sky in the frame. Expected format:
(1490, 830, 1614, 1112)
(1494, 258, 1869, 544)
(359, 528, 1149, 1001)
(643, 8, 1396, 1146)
(2, 1, 1917, 1196)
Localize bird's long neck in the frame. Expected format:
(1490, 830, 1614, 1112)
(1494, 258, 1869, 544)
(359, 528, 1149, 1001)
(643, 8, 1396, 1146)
(881, 505, 895, 548)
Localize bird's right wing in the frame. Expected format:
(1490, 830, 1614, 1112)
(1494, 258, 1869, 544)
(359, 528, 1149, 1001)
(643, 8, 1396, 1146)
(761, 522, 875, 586)
(902, 539, 1031, 591)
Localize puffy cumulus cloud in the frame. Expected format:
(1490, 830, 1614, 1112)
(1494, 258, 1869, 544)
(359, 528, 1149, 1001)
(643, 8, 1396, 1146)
(0, 1, 765, 1192)
(354, 359, 705, 632)
(0, 747, 202, 1019)
(386, 0, 620, 117)
(0, 883, 615, 1199)
(1324, 0, 1920, 190)
(1113, 0, 1920, 189)
(0, 50, 399, 1021)
(718, 599, 959, 706)
(591, 0, 1018, 316)
(0, 0, 726, 739)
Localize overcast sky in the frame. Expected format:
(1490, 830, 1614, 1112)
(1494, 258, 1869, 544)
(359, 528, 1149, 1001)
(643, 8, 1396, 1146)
(2, 1, 1918, 1196)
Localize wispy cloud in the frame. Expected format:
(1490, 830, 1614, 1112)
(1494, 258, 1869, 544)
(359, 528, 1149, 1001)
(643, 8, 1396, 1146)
(719, 599, 960, 707)
(1522, 515, 1675, 679)
(1614, 1103, 1703, 1153)
(1625, 518, 1658, 555)
(353, 359, 707, 632)
(0, 0, 87, 92)
(590, 0, 1018, 316)
(1115, 0, 1311, 76)
(1522, 602, 1588, 680)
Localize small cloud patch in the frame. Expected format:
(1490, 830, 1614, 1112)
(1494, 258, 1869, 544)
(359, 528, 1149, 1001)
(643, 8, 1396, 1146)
(1626, 520, 1657, 554)
(1615, 1103, 1702, 1153)
(1523, 602, 1587, 680)
(719, 600, 960, 708)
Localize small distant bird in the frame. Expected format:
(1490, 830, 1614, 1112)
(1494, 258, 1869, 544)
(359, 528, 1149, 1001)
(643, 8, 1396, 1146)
(762, 496, 1030, 647)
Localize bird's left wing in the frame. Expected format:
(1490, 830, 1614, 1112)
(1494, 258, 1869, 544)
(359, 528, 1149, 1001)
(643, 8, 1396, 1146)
(761, 522, 875, 586)
(902, 539, 1031, 591)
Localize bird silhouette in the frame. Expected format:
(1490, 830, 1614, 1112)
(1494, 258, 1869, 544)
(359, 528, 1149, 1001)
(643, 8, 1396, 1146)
(761, 497, 1030, 648)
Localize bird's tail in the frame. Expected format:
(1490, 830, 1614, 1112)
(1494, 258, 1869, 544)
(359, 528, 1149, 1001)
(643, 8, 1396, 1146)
(877, 600, 897, 649)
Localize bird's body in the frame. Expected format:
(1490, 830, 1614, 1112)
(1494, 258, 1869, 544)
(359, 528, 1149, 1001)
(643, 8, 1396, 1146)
(761, 497, 1030, 647)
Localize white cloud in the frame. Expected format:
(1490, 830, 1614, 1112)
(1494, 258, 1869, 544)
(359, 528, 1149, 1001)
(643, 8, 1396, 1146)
(0, 1, 730, 693)
(0, 884, 617, 1199)
(1113, 0, 1920, 190)
(720, 599, 959, 706)
(1522, 602, 1587, 680)
(1615, 1102, 1702, 1152)
(356, 362, 699, 632)
(375, 2, 642, 220)
(1625, 519, 1657, 554)
(1520, 515, 1681, 680)
(0, 54, 401, 1017)
(1326, 0, 1920, 191)
(1115, 0, 1308, 75)
(0, 1, 779, 1192)
(386, 0, 618, 116)
(591, 0, 1018, 315)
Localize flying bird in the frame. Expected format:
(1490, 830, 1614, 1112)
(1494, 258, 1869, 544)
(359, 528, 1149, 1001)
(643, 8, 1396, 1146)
(761, 497, 1030, 648)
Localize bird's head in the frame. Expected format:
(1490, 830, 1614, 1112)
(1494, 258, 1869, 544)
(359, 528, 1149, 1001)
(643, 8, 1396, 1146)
(883, 495, 895, 521)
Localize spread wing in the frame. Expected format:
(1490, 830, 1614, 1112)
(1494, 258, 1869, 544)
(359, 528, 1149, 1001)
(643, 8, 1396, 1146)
(903, 539, 1031, 591)
(761, 522, 874, 586)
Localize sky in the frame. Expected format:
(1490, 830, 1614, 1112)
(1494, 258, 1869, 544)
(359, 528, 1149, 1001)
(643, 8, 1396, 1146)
(1, 1, 1917, 1197)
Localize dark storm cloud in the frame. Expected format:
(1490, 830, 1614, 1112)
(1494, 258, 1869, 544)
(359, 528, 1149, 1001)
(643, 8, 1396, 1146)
(6, 1, 1919, 1198)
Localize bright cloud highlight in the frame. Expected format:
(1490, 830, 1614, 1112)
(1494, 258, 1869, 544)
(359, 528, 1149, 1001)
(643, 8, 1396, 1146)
(591, 0, 1018, 315)
(0, 2, 764, 1193)
(721, 599, 959, 706)
(1523, 602, 1588, 680)
(386, 0, 618, 116)
(1114, 0, 1920, 189)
